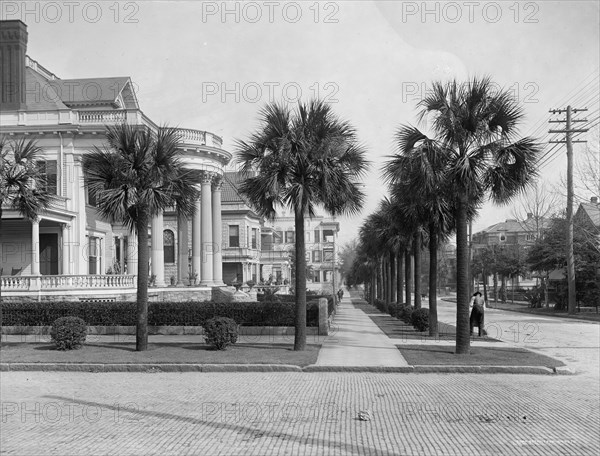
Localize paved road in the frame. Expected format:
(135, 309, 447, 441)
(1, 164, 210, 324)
(1, 371, 598, 456)
(434, 299, 600, 377)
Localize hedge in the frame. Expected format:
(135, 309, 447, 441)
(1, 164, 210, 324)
(0, 301, 321, 327)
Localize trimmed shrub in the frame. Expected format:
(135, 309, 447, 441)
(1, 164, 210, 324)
(388, 302, 403, 319)
(411, 308, 429, 332)
(373, 299, 388, 314)
(400, 305, 414, 324)
(50, 316, 87, 350)
(0, 300, 322, 327)
(203, 317, 238, 350)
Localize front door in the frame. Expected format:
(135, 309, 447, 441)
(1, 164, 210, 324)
(39, 234, 59, 275)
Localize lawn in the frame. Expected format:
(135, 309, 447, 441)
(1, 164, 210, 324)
(397, 344, 565, 367)
(0, 342, 321, 367)
(353, 299, 501, 342)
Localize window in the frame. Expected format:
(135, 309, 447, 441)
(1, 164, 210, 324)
(251, 228, 258, 249)
(314, 270, 320, 282)
(305, 231, 311, 243)
(314, 230, 320, 243)
(323, 270, 331, 282)
(312, 250, 322, 262)
(163, 230, 175, 263)
(324, 249, 334, 262)
(37, 160, 58, 195)
(252, 264, 257, 283)
(88, 237, 98, 274)
(323, 229, 334, 243)
(229, 225, 240, 247)
(275, 231, 283, 244)
(285, 230, 295, 243)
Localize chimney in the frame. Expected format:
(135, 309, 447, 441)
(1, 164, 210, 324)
(592, 197, 598, 204)
(0, 20, 28, 111)
(527, 212, 533, 219)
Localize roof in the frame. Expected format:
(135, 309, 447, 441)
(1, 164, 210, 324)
(25, 67, 68, 110)
(22, 57, 138, 110)
(47, 76, 131, 107)
(578, 202, 600, 228)
(222, 172, 251, 205)
(475, 217, 551, 236)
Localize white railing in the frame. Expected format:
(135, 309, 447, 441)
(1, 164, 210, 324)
(78, 110, 126, 124)
(0, 276, 31, 290)
(177, 128, 206, 144)
(0, 274, 136, 291)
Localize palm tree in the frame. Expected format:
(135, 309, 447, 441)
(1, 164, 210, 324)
(389, 77, 541, 353)
(0, 137, 55, 233)
(0, 137, 55, 331)
(386, 139, 456, 338)
(236, 100, 369, 351)
(83, 123, 201, 351)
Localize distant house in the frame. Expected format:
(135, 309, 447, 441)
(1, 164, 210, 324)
(575, 196, 600, 243)
(472, 214, 551, 249)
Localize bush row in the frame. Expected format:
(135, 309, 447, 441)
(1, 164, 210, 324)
(0, 301, 321, 327)
(372, 299, 429, 332)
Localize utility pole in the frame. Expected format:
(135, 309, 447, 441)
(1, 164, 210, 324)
(549, 106, 588, 314)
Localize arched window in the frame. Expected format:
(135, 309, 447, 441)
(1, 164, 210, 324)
(163, 230, 175, 263)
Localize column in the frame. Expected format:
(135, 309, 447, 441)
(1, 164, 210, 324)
(31, 219, 40, 275)
(127, 230, 138, 275)
(200, 171, 214, 286)
(151, 212, 165, 287)
(212, 175, 224, 286)
(192, 198, 202, 279)
(177, 212, 188, 286)
(119, 236, 125, 274)
(61, 223, 70, 275)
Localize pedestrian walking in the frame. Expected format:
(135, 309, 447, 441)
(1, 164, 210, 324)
(469, 291, 486, 337)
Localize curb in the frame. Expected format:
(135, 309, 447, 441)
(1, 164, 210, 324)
(0, 363, 573, 374)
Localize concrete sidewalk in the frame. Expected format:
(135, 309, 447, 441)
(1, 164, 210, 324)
(314, 295, 409, 367)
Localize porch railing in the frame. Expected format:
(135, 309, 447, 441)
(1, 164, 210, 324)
(0, 274, 136, 292)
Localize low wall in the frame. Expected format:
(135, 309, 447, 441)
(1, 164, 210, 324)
(1, 325, 325, 336)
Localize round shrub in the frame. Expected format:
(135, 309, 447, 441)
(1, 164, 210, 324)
(411, 308, 429, 332)
(400, 305, 414, 324)
(50, 316, 87, 350)
(203, 317, 238, 350)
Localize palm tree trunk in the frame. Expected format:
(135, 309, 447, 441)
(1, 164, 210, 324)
(455, 198, 470, 354)
(390, 251, 396, 303)
(377, 257, 383, 300)
(429, 226, 438, 338)
(370, 270, 376, 305)
(396, 250, 404, 303)
(294, 210, 307, 351)
(405, 248, 412, 307)
(483, 272, 488, 307)
(493, 273, 498, 304)
(397, 251, 404, 305)
(414, 232, 422, 309)
(136, 209, 150, 352)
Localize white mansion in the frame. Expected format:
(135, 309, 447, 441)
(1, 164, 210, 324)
(0, 20, 340, 302)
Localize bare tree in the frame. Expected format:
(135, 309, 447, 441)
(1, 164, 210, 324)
(511, 181, 561, 240)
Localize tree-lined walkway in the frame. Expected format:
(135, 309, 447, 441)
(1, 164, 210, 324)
(315, 293, 409, 367)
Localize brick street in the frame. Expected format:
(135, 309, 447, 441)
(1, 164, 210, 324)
(2, 370, 599, 456)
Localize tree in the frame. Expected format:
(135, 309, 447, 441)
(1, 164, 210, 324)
(0, 137, 56, 333)
(527, 216, 600, 309)
(0, 137, 55, 236)
(235, 100, 369, 351)
(511, 181, 560, 240)
(392, 77, 541, 354)
(83, 124, 202, 351)
(386, 134, 458, 338)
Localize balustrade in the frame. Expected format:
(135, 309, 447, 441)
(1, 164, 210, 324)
(1, 274, 136, 291)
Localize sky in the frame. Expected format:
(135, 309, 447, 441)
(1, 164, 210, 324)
(5, 0, 599, 245)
